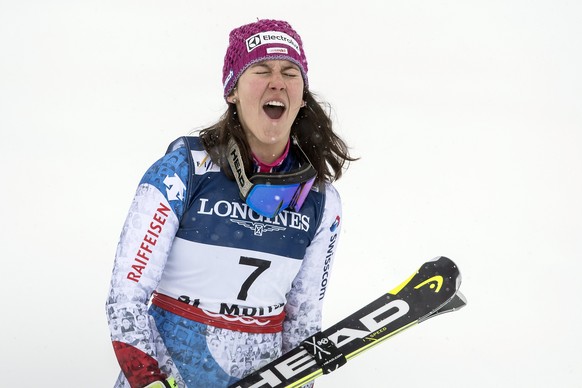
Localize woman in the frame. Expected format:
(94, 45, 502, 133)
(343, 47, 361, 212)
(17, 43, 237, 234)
(106, 19, 356, 388)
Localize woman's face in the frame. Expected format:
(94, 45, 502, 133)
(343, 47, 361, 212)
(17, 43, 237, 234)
(228, 60, 304, 160)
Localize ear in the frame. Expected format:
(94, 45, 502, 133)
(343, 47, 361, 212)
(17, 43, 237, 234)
(227, 89, 238, 104)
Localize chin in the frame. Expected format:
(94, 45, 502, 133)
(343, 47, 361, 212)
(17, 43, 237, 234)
(260, 127, 291, 143)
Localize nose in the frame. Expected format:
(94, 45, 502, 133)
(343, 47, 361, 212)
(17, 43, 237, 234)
(269, 71, 286, 90)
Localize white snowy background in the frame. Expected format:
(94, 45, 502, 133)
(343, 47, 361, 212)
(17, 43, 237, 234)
(1, 1, 580, 387)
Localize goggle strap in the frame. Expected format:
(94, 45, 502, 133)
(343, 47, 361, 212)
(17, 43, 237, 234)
(227, 139, 254, 199)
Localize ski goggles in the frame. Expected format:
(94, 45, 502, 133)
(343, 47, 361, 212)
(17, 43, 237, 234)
(227, 137, 317, 218)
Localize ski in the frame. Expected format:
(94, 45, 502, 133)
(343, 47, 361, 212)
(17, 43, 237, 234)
(229, 256, 466, 388)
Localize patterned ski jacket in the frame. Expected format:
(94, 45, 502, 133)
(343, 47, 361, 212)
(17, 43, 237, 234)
(106, 136, 342, 386)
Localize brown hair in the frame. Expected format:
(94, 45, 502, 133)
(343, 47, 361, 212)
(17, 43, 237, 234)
(199, 90, 357, 185)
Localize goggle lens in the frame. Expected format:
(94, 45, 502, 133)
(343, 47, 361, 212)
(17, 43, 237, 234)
(290, 175, 316, 211)
(247, 177, 315, 218)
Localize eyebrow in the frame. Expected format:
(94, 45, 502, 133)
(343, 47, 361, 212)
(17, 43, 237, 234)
(281, 64, 300, 71)
(250, 62, 300, 71)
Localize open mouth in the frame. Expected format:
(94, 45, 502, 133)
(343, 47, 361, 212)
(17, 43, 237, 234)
(263, 101, 286, 120)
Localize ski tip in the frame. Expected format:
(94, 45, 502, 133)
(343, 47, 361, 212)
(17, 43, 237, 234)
(430, 256, 463, 290)
(429, 255, 455, 267)
(389, 256, 463, 296)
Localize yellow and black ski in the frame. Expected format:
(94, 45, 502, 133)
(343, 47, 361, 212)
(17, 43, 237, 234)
(229, 256, 466, 388)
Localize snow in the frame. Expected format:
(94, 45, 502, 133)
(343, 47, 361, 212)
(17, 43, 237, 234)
(1, 1, 581, 387)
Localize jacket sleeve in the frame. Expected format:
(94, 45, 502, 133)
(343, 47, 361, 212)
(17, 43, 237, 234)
(282, 183, 343, 354)
(105, 144, 189, 388)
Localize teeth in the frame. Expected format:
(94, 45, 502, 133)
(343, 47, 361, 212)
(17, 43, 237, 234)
(265, 101, 285, 107)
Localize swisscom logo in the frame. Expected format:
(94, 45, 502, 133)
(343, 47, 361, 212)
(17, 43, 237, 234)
(330, 215, 341, 232)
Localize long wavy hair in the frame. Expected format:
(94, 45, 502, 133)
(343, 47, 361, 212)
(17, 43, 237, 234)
(199, 90, 357, 185)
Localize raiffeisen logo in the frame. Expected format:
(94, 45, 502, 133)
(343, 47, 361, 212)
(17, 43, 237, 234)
(245, 31, 301, 54)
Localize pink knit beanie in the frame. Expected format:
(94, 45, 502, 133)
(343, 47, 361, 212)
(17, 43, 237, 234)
(222, 19, 309, 100)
